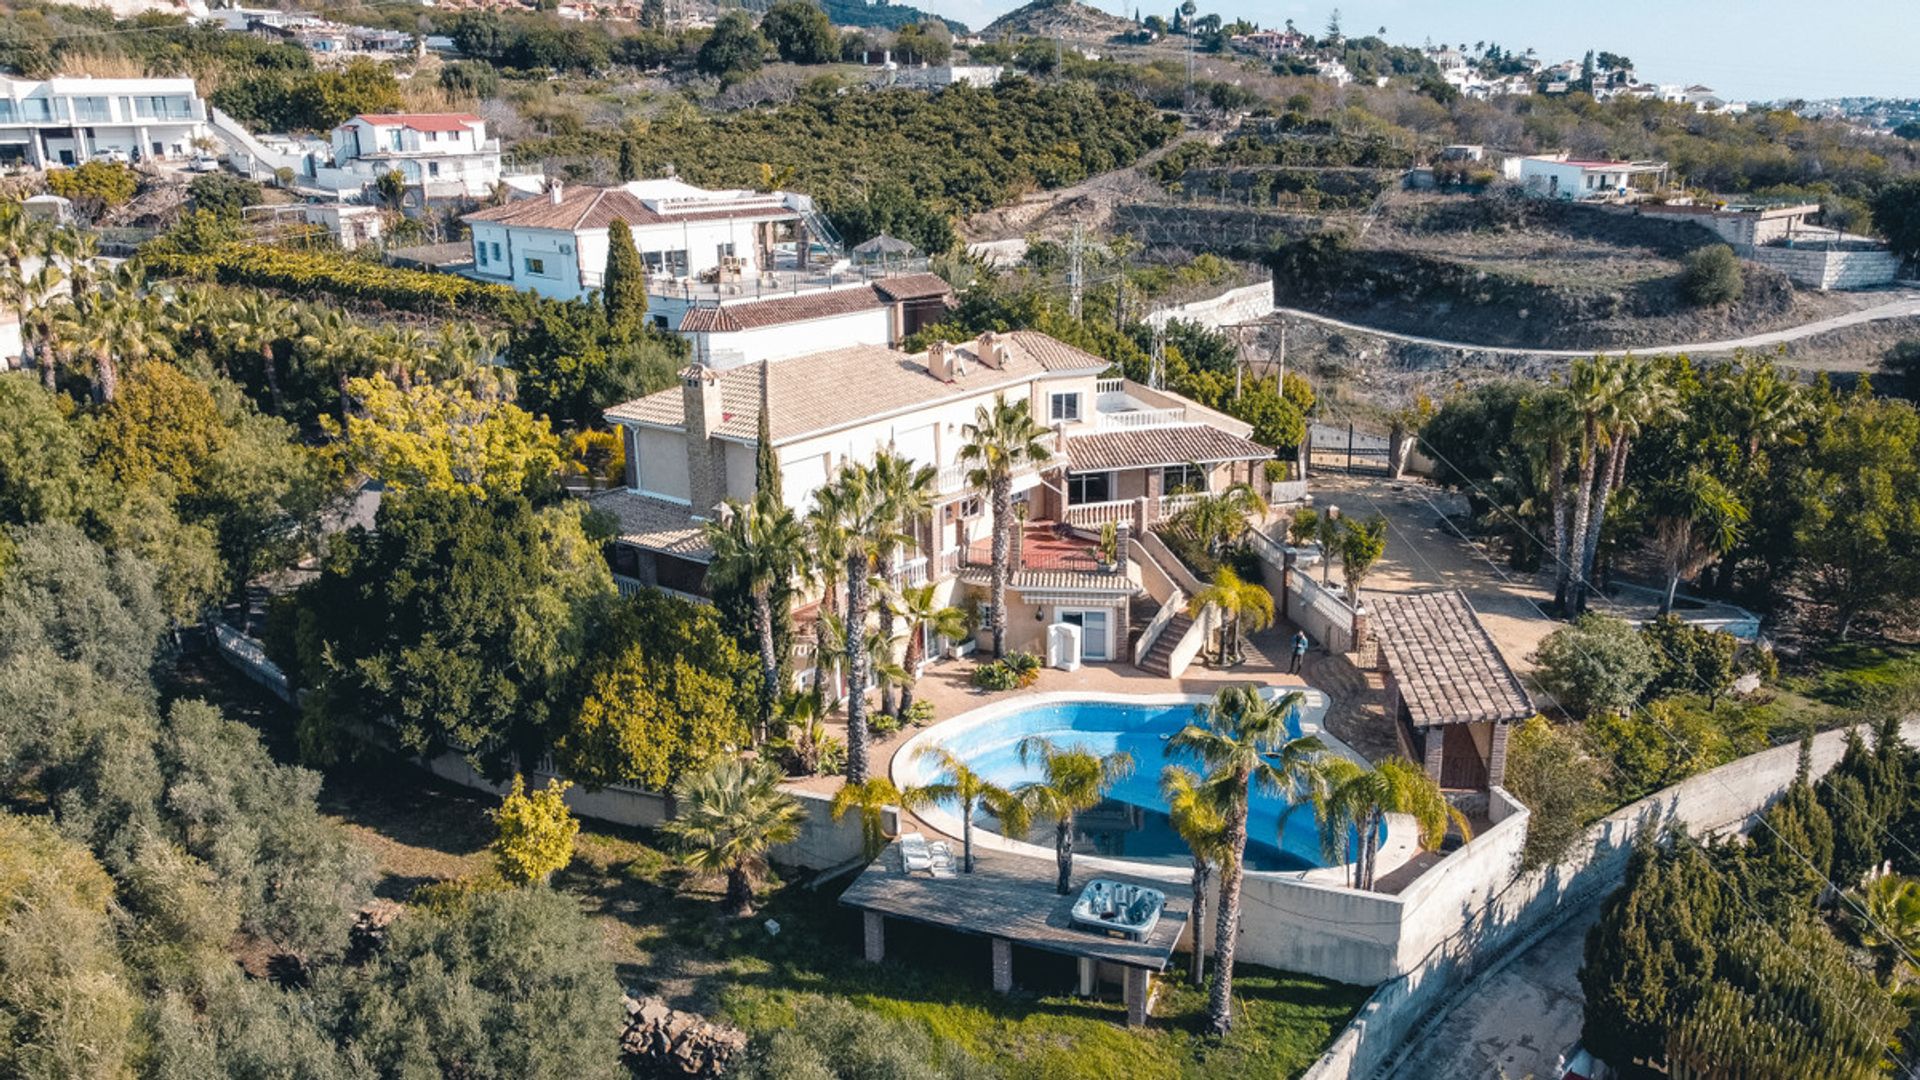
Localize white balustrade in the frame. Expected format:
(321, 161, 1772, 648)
(1098, 406, 1187, 430)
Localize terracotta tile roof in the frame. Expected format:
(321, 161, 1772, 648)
(463, 185, 796, 231)
(1066, 425, 1272, 472)
(1369, 590, 1533, 728)
(353, 113, 482, 132)
(605, 335, 1066, 444)
(872, 272, 957, 302)
(677, 285, 890, 333)
(589, 489, 711, 560)
(1004, 330, 1113, 372)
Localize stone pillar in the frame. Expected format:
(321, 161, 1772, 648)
(1134, 496, 1152, 534)
(1488, 721, 1512, 788)
(1350, 602, 1369, 654)
(1077, 957, 1095, 997)
(1281, 550, 1297, 619)
(1423, 726, 1445, 785)
(621, 424, 640, 491)
(1123, 966, 1151, 1027)
(862, 911, 885, 964)
(990, 937, 1013, 993)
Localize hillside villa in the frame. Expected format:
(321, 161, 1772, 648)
(591, 330, 1280, 672)
(462, 178, 954, 365)
(0, 75, 210, 166)
(1510, 152, 1670, 200)
(315, 113, 505, 201)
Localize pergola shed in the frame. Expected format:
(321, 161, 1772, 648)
(1369, 590, 1534, 789)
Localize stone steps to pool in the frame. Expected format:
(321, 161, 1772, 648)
(1137, 613, 1193, 677)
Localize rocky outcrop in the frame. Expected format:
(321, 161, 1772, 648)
(620, 995, 747, 1078)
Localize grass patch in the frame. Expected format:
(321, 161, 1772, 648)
(1784, 642, 1920, 712)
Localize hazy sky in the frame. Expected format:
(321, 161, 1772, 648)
(922, 0, 1920, 101)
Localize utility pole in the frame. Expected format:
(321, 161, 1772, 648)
(1277, 320, 1287, 391)
(1185, 32, 1195, 113)
(1067, 223, 1085, 322)
(1149, 317, 1166, 390)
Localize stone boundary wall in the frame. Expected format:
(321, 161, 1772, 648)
(209, 625, 874, 871)
(1142, 281, 1276, 330)
(1742, 244, 1901, 290)
(1302, 719, 1920, 1080)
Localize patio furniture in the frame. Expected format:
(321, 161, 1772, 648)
(900, 832, 934, 873)
(1070, 879, 1165, 941)
(929, 841, 957, 879)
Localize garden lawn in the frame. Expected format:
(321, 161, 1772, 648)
(178, 650, 1367, 1079)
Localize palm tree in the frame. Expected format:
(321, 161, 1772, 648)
(1187, 567, 1273, 665)
(65, 277, 170, 403)
(901, 746, 1029, 874)
(892, 582, 968, 719)
(1562, 355, 1623, 613)
(1167, 684, 1329, 1035)
(1013, 736, 1134, 895)
(294, 305, 362, 427)
(705, 493, 807, 743)
(803, 493, 848, 717)
(662, 757, 806, 917)
(1172, 479, 1268, 558)
(223, 292, 294, 415)
(830, 776, 903, 862)
(1161, 765, 1229, 987)
(822, 461, 904, 785)
(1575, 356, 1678, 612)
(1849, 874, 1920, 981)
(960, 395, 1053, 659)
(1513, 386, 1578, 599)
(869, 449, 936, 718)
(1650, 467, 1747, 615)
(1314, 756, 1470, 891)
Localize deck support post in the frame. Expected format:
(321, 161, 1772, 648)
(863, 910, 885, 964)
(1077, 957, 1095, 997)
(991, 937, 1013, 993)
(1123, 966, 1151, 1027)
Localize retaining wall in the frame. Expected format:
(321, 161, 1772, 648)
(1742, 244, 1901, 290)
(1304, 719, 1920, 1080)
(1142, 281, 1276, 330)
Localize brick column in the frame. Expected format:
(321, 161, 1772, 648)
(991, 937, 1013, 993)
(1350, 603, 1370, 654)
(1423, 726, 1445, 784)
(1281, 550, 1296, 619)
(863, 911, 885, 964)
(1488, 722, 1512, 788)
(1123, 966, 1151, 1027)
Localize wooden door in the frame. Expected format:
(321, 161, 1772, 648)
(1439, 724, 1488, 790)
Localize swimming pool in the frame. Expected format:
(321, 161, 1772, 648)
(892, 690, 1364, 873)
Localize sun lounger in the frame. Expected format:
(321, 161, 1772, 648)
(928, 841, 957, 878)
(899, 832, 933, 873)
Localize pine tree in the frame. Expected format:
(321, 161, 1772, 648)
(602, 219, 648, 334)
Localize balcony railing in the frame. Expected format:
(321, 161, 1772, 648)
(1095, 377, 1126, 395)
(1098, 406, 1187, 430)
(889, 555, 929, 588)
(1064, 499, 1136, 529)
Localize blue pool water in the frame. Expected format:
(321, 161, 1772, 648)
(901, 697, 1346, 873)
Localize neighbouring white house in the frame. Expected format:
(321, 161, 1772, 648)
(461, 177, 949, 364)
(313, 113, 501, 200)
(888, 64, 1005, 89)
(1509, 153, 1669, 200)
(594, 330, 1280, 671)
(0, 75, 210, 167)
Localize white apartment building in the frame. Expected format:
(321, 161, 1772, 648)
(0, 76, 209, 167)
(594, 331, 1275, 667)
(315, 113, 500, 200)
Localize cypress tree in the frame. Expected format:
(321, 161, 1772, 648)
(756, 364, 796, 702)
(617, 138, 639, 183)
(602, 219, 648, 333)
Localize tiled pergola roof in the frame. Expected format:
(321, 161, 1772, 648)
(1370, 590, 1533, 728)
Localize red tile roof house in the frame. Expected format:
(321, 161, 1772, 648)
(319, 113, 502, 200)
(463, 179, 955, 366)
(593, 330, 1278, 678)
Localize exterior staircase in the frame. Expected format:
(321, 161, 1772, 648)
(1125, 589, 1156, 657)
(1137, 613, 1193, 677)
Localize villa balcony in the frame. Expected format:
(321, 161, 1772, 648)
(1093, 378, 1194, 431)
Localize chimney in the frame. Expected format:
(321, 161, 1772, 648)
(547, 178, 564, 205)
(974, 331, 1005, 369)
(680, 365, 726, 518)
(926, 340, 954, 382)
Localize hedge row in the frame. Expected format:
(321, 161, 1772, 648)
(147, 245, 519, 317)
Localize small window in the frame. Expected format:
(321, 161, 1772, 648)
(477, 242, 488, 267)
(490, 242, 502, 261)
(957, 495, 983, 519)
(525, 256, 546, 275)
(1049, 392, 1082, 423)
(427, 161, 440, 178)
(1162, 463, 1206, 494)
(653, 314, 669, 330)
(1066, 471, 1112, 506)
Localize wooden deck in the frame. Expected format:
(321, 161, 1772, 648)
(839, 841, 1191, 971)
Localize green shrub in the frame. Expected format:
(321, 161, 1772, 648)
(970, 651, 1041, 692)
(816, 734, 846, 776)
(1533, 613, 1659, 718)
(1680, 245, 1744, 307)
(869, 711, 901, 738)
(903, 701, 936, 726)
